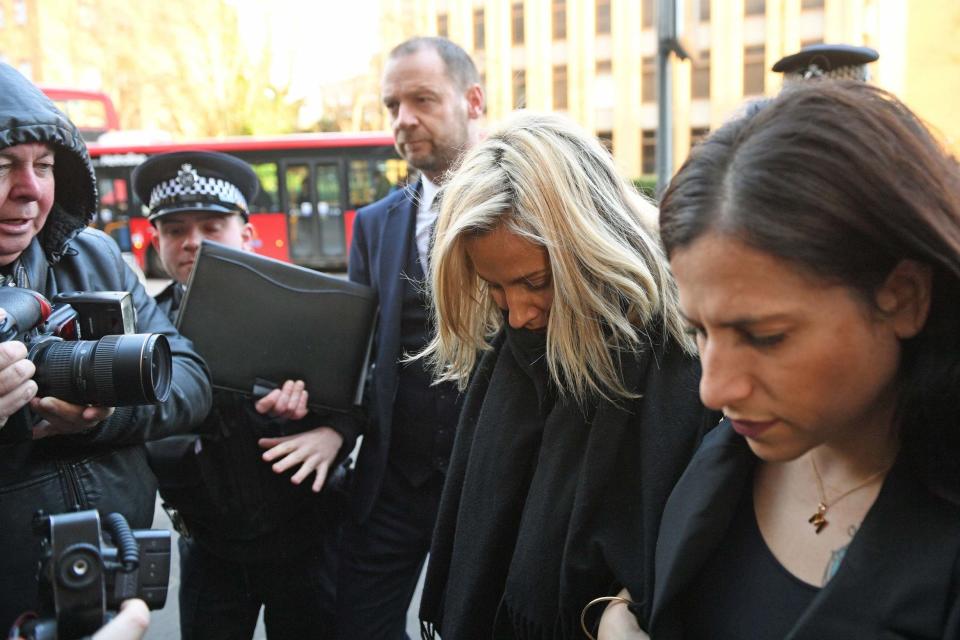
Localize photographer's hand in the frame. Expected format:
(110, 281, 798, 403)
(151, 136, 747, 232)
(0, 338, 38, 428)
(254, 379, 309, 421)
(92, 598, 151, 640)
(259, 426, 344, 492)
(30, 396, 114, 439)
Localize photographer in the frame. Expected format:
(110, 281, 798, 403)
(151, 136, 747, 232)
(135, 151, 354, 640)
(0, 64, 212, 628)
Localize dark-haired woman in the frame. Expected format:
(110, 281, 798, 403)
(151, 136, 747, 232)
(643, 81, 960, 638)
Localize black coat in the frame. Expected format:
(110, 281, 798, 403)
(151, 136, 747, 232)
(0, 63, 212, 626)
(649, 422, 960, 639)
(146, 282, 354, 562)
(420, 328, 718, 639)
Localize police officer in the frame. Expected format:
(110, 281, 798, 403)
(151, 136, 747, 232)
(134, 151, 354, 640)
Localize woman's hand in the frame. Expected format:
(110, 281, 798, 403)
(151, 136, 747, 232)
(597, 588, 649, 640)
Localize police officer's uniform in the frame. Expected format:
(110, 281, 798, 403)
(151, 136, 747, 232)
(135, 152, 354, 640)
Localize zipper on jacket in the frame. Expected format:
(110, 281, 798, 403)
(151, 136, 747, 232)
(57, 461, 86, 511)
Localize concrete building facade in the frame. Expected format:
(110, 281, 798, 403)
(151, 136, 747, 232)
(384, 0, 960, 178)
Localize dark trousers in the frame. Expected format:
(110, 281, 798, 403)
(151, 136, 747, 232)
(335, 463, 445, 640)
(179, 535, 337, 640)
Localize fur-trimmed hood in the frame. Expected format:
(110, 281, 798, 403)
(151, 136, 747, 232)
(0, 64, 98, 263)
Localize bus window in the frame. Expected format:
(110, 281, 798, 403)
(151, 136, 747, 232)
(250, 162, 279, 212)
(316, 163, 345, 258)
(286, 164, 312, 216)
(97, 175, 132, 251)
(349, 158, 407, 208)
(382, 158, 408, 194)
(286, 163, 316, 263)
(348, 159, 375, 208)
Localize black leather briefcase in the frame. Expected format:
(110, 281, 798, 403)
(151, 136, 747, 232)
(177, 240, 376, 414)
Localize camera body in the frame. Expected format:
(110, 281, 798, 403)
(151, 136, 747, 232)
(16, 509, 171, 640)
(0, 289, 173, 443)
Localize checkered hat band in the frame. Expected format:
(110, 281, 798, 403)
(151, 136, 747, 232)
(784, 65, 869, 84)
(148, 174, 248, 214)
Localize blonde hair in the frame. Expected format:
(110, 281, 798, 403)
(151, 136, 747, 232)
(423, 111, 692, 403)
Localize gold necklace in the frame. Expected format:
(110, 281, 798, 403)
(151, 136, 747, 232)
(808, 456, 889, 534)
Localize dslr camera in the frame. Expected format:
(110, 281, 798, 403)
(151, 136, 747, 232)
(0, 288, 172, 443)
(12, 509, 171, 640)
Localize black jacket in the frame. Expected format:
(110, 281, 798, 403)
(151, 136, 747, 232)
(346, 184, 413, 521)
(147, 282, 354, 562)
(0, 63, 212, 626)
(649, 422, 960, 639)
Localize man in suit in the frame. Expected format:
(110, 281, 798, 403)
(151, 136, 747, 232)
(335, 36, 484, 639)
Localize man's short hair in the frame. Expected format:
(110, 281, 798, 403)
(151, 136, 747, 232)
(388, 36, 480, 91)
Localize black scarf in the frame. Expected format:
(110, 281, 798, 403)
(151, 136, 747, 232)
(421, 325, 713, 639)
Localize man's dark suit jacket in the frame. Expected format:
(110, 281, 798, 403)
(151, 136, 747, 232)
(648, 421, 960, 639)
(347, 181, 421, 522)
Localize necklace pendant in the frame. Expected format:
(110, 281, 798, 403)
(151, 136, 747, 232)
(808, 502, 828, 534)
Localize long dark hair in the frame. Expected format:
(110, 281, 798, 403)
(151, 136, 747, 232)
(660, 81, 960, 501)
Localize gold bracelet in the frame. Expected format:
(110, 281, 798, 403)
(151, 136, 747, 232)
(579, 595, 637, 640)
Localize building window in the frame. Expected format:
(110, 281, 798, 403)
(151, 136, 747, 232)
(474, 9, 485, 50)
(743, 44, 765, 95)
(512, 3, 524, 45)
(744, 0, 765, 15)
(801, 38, 824, 48)
(513, 70, 527, 108)
(437, 13, 448, 38)
(553, 65, 568, 110)
(553, 0, 566, 40)
(690, 127, 710, 149)
(641, 130, 656, 175)
(691, 51, 710, 99)
(641, 56, 657, 103)
(642, 0, 654, 29)
(13, 0, 26, 24)
(596, 0, 611, 35)
(596, 59, 612, 74)
(801, 0, 824, 8)
(699, 0, 710, 21)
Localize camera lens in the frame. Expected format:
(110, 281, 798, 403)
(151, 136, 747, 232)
(31, 334, 173, 406)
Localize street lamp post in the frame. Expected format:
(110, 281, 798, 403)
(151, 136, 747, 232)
(655, 0, 690, 196)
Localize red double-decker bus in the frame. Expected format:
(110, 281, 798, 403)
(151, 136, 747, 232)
(86, 133, 407, 275)
(40, 86, 120, 142)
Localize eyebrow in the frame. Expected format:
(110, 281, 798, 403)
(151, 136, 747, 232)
(384, 86, 440, 102)
(680, 311, 795, 329)
(478, 269, 551, 286)
(0, 148, 54, 161)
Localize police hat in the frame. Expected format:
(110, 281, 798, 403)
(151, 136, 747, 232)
(132, 151, 258, 224)
(773, 43, 879, 83)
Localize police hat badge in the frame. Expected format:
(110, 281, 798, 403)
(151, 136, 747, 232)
(132, 151, 259, 224)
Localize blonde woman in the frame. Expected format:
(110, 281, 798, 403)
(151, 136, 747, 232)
(417, 112, 717, 640)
